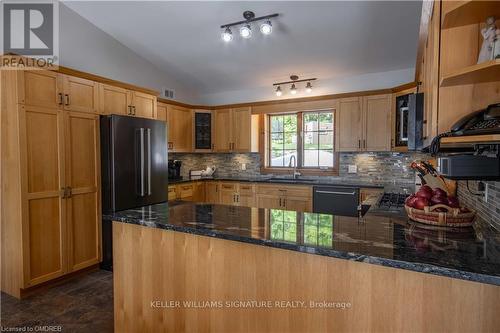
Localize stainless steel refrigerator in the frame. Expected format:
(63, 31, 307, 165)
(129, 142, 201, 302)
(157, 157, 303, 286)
(100, 114, 168, 269)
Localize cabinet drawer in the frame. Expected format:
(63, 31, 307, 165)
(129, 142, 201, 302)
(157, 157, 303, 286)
(256, 184, 311, 198)
(168, 186, 177, 201)
(238, 183, 254, 195)
(220, 182, 237, 191)
(178, 184, 194, 198)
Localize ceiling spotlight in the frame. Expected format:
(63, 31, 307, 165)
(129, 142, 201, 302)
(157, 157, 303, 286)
(240, 24, 252, 39)
(306, 82, 313, 93)
(221, 27, 233, 42)
(275, 86, 282, 96)
(290, 83, 297, 95)
(260, 20, 272, 35)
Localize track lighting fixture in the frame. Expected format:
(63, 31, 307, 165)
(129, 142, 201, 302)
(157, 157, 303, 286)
(275, 86, 282, 97)
(260, 20, 272, 35)
(240, 24, 252, 39)
(221, 27, 233, 42)
(306, 82, 313, 93)
(272, 76, 317, 96)
(220, 11, 278, 42)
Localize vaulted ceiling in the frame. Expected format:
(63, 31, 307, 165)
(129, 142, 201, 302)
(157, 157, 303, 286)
(65, 1, 422, 104)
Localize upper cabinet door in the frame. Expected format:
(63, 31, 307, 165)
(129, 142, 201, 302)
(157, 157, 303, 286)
(167, 106, 193, 152)
(363, 94, 392, 151)
(157, 103, 168, 121)
(214, 109, 232, 152)
(62, 75, 99, 113)
(336, 97, 363, 152)
(232, 107, 252, 152)
(132, 92, 156, 119)
(21, 70, 62, 109)
(99, 84, 131, 116)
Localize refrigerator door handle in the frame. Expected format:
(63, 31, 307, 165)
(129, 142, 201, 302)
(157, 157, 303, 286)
(146, 128, 152, 195)
(139, 128, 145, 197)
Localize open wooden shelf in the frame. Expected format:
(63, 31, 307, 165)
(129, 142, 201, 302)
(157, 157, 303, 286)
(440, 59, 500, 87)
(442, 0, 500, 29)
(441, 134, 500, 146)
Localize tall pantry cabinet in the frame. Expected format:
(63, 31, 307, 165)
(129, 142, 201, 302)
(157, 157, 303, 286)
(1, 70, 101, 297)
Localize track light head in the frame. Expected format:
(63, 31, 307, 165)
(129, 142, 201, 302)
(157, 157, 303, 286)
(221, 27, 233, 42)
(260, 20, 272, 35)
(290, 83, 297, 95)
(275, 86, 282, 97)
(240, 24, 252, 38)
(306, 82, 312, 93)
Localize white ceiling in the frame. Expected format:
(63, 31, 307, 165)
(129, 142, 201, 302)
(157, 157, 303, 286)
(64, 1, 422, 104)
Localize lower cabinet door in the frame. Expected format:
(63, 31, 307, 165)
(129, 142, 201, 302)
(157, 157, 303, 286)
(22, 105, 67, 286)
(65, 112, 101, 272)
(238, 194, 255, 207)
(256, 194, 282, 210)
(284, 196, 312, 212)
(205, 182, 219, 204)
(220, 191, 236, 205)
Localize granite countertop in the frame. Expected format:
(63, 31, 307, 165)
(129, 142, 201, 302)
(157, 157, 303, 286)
(106, 201, 500, 286)
(168, 176, 386, 189)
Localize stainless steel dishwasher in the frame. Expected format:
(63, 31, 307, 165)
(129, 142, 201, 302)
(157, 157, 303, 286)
(313, 186, 360, 216)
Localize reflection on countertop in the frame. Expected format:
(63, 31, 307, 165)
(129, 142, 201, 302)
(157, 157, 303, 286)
(105, 201, 500, 286)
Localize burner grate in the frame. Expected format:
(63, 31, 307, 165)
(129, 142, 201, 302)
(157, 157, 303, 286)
(377, 192, 410, 210)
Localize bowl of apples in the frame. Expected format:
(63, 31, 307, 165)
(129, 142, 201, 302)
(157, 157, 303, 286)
(404, 185, 476, 227)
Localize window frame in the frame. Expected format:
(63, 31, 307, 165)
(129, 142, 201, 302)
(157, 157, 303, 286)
(262, 109, 339, 176)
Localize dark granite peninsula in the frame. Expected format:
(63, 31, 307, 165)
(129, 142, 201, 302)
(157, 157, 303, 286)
(109, 202, 500, 332)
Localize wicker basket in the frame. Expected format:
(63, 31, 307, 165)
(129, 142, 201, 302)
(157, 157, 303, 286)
(404, 204, 476, 227)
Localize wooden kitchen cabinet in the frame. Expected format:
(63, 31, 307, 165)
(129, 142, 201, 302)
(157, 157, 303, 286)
(192, 182, 205, 202)
(62, 75, 99, 114)
(99, 83, 156, 118)
(214, 108, 232, 152)
(21, 71, 99, 114)
(363, 94, 392, 151)
(336, 97, 363, 151)
(256, 184, 312, 212)
(64, 111, 101, 272)
(168, 185, 177, 201)
(157, 102, 168, 121)
(22, 105, 67, 286)
(205, 182, 220, 204)
(132, 91, 157, 119)
(167, 105, 193, 152)
(336, 95, 391, 152)
(99, 84, 131, 116)
(214, 107, 258, 153)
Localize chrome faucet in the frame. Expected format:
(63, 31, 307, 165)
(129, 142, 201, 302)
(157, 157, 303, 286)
(288, 155, 301, 179)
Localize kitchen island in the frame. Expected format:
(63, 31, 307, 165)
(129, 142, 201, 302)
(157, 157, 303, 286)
(107, 202, 500, 332)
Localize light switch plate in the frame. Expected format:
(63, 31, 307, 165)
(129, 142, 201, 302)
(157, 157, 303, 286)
(348, 165, 357, 174)
(241, 163, 246, 171)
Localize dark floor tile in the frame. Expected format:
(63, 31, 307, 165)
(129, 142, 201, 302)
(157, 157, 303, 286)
(1, 270, 113, 333)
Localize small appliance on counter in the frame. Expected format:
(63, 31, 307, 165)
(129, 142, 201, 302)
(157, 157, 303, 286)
(168, 160, 182, 180)
(189, 166, 216, 179)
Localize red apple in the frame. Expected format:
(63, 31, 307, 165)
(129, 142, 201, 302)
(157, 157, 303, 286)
(447, 197, 460, 208)
(407, 196, 419, 208)
(430, 195, 448, 206)
(405, 194, 416, 205)
(413, 197, 430, 210)
(416, 188, 432, 200)
(420, 185, 433, 195)
(432, 188, 448, 198)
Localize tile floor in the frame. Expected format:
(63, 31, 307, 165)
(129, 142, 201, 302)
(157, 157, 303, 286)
(0, 270, 113, 333)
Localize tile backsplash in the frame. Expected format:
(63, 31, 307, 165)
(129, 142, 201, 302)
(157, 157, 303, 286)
(171, 151, 429, 192)
(457, 181, 500, 231)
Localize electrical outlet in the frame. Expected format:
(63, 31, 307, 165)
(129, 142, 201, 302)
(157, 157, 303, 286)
(348, 165, 357, 174)
(241, 163, 246, 171)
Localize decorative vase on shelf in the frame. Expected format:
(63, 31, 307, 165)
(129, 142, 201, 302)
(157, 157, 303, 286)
(477, 16, 497, 64)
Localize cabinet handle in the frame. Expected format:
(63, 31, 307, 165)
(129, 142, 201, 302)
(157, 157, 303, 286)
(133, 106, 136, 115)
(358, 140, 361, 149)
(65, 94, 70, 106)
(58, 93, 63, 105)
(283, 198, 286, 207)
(279, 198, 282, 206)
(363, 140, 366, 149)
(61, 187, 67, 198)
(215, 185, 218, 193)
(237, 195, 239, 203)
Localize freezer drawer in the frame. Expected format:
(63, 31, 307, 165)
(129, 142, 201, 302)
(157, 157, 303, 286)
(313, 186, 360, 217)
